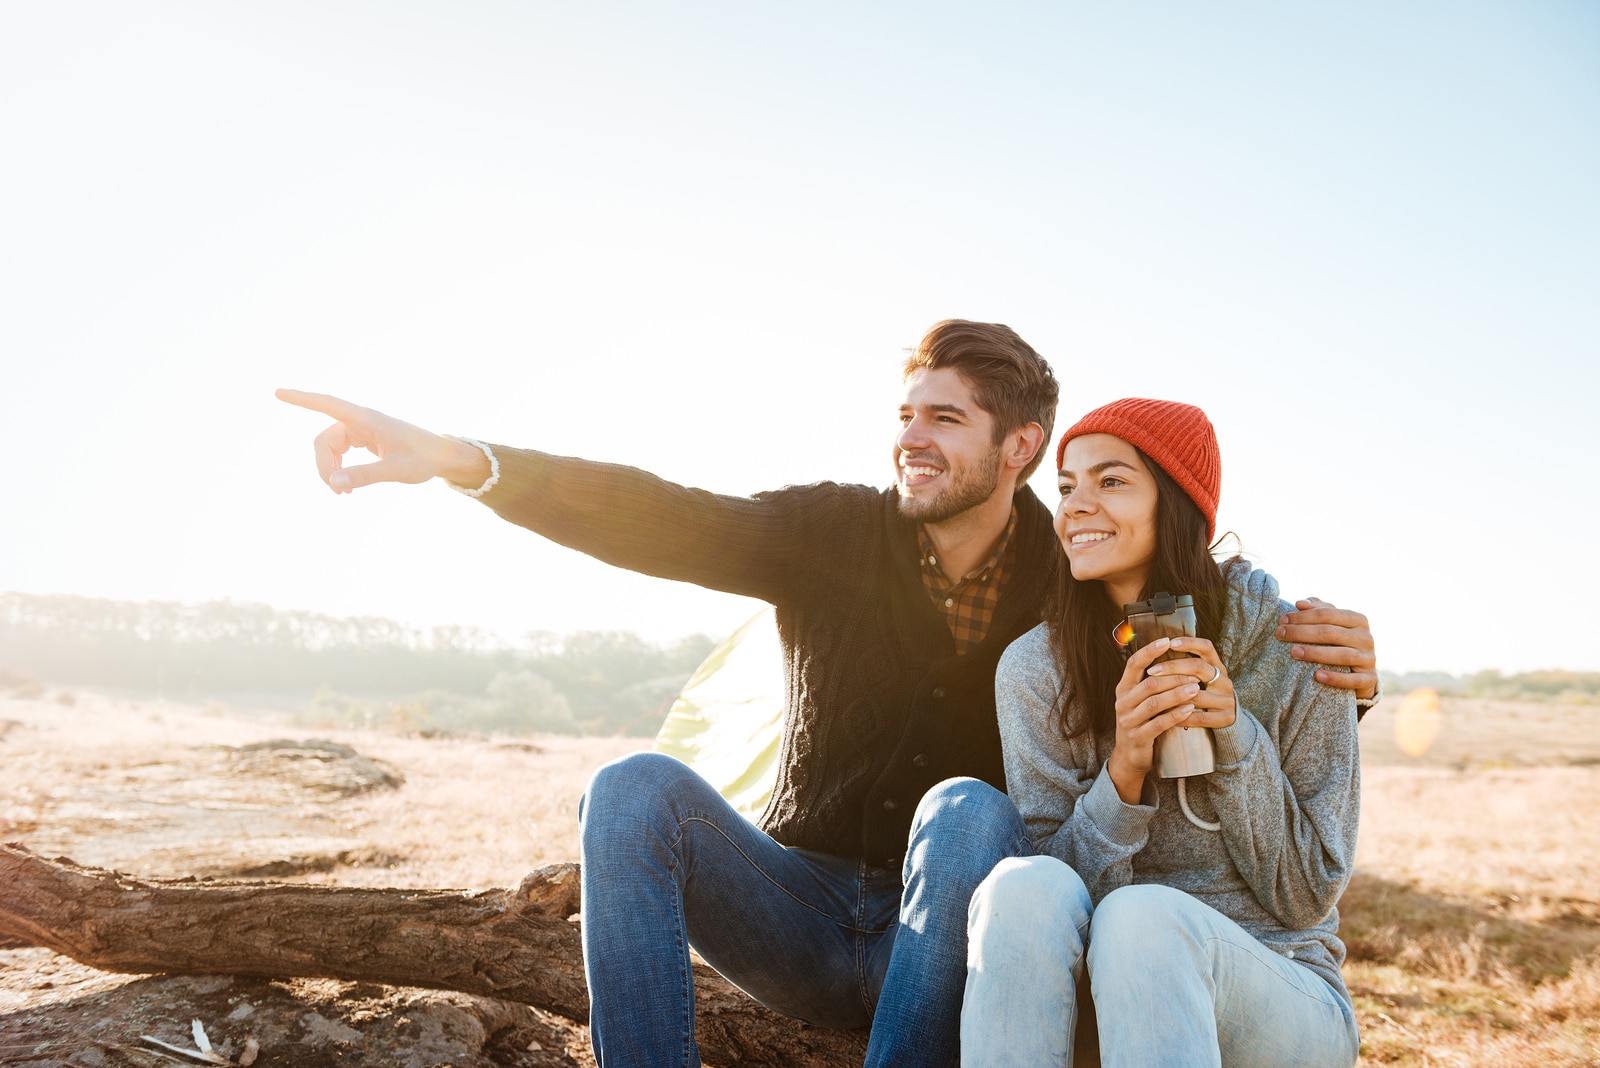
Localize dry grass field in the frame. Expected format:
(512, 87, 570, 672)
(1, 687, 1598, 1065)
(1348, 697, 1600, 1066)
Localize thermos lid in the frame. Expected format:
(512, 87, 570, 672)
(1124, 592, 1194, 616)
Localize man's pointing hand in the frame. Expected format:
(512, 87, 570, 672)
(275, 389, 490, 494)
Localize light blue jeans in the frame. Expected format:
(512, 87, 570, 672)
(578, 753, 1031, 1067)
(961, 856, 1360, 1068)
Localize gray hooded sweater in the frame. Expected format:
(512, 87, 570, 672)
(995, 564, 1360, 1004)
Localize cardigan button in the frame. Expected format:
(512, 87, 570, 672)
(882, 798, 898, 812)
(912, 753, 929, 767)
(885, 856, 899, 868)
(931, 686, 948, 700)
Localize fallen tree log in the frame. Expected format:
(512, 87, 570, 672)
(0, 843, 867, 1066)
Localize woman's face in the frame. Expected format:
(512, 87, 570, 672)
(1055, 433, 1160, 607)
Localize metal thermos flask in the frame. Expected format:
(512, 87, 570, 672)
(1124, 592, 1216, 778)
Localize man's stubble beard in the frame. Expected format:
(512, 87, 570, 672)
(896, 444, 1006, 525)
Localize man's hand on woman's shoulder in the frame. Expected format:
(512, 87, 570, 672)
(1275, 597, 1378, 702)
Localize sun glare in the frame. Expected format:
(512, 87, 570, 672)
(1393, 687, 1443, 758)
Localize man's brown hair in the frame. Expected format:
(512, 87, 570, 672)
(902, 320, 1060, 481)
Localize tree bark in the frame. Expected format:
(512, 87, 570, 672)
(0, 843, 867, 1067)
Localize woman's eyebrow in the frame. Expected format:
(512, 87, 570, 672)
(1061, 459, 1139, 478)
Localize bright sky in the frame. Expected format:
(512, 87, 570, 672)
(3, 2, 1597, 674)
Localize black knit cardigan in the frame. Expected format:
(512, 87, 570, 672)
(478, 448, 1059, 869)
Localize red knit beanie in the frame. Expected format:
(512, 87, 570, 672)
(1054, 398, 1222, 540)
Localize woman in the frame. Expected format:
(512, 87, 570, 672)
(960, 398, 1360, 1068)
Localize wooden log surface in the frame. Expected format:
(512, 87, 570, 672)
(0, 843, 868, 1067)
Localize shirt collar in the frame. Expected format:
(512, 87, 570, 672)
(918, 506, 1018, 587)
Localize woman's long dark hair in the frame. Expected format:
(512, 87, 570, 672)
(1047, 447, 1235, 740)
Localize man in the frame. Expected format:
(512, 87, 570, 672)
(279, 320, 1378, 1066)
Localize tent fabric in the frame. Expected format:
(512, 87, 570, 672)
(653, 607, 784, 818)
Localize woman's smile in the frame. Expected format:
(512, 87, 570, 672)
(1066, 529, 1115, 549)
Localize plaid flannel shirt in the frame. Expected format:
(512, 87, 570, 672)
(918, 507, 1018, 656)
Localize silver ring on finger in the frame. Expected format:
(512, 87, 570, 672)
(1208, 664, 1221, 686)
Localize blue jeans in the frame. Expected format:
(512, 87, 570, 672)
(578, 752, 1030, 1067)
(961, 856, 1359, 1068)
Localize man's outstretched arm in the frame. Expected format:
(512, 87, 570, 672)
(274, 388, 845, 605)
(1277, 596, 1379, 705)
(275, 389, 490, 493)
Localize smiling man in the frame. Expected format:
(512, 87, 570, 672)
(278, 320, 1378, 1067)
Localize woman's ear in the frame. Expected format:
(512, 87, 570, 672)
(1006, 422, 1046, 470)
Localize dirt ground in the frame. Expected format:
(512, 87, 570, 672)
(0, 690, 642, 1067)
(3, 688, 1599, 1066)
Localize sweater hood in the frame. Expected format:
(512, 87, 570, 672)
(1217, 561, 1289, 675)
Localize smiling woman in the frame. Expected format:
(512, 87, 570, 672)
(960, 397, 1363, 1068)
(1048, 401, 1229, 741)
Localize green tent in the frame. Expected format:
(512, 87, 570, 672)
(653, 608, 784, 818)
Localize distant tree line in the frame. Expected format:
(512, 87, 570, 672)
(1382, 669, 1600, 705)
(0, 592, 718, 736)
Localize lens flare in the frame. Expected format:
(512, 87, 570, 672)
(1113, 619, 1135, 647)
(1393, 687, 1442, 758)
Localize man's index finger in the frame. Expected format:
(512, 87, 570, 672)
(275, 388, 363, 422)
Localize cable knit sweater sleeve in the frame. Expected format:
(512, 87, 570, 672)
(996, 623, 1156, 904)
(470, 446, 858, 605)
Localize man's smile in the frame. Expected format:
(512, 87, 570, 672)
(898, 454, 946, 487)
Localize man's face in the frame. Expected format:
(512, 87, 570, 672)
(894, 367, 1007, 524)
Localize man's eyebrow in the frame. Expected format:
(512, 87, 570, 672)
(897, 402, 971, 418)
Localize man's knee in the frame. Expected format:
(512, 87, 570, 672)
(910, 777, 1025, 844)
(579, 751, 701, 836)
(902, 777, 1029, 888)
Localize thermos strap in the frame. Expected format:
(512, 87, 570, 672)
(1177, 777, 1221, 832)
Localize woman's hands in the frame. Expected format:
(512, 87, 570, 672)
(1107, 637, 1236, 805)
